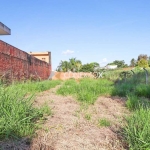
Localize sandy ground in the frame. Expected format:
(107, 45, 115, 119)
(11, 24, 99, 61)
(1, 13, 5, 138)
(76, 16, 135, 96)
(0, 86, 129, 150)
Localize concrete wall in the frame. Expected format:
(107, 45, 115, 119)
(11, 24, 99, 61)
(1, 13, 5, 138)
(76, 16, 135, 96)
(52, 72, 94, 80)
(0, 40, 51, 81)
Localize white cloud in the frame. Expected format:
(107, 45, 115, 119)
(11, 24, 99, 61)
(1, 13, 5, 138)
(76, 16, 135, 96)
(62, 50, 74, 55)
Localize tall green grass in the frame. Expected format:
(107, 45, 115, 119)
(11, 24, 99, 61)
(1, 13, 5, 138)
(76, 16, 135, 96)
(7, 80, 61, 94)
(123, 106, 150, 150)
(103, 69, 123, 81)
(57, 78, 114, 104)
(0, 80, 61, 139)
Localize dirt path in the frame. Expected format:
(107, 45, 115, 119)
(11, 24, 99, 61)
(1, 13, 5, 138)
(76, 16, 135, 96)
(30, 86, 129, 150)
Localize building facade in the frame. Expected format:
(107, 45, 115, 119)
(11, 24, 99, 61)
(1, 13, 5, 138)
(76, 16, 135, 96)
(29, 52, 51, 65)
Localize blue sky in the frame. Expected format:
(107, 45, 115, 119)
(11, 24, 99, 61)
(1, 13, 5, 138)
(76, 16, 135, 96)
(1, 0, 150, 70)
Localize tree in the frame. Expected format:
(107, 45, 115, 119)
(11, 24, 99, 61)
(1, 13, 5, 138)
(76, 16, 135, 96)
(130, 58, 136, 67)
(108, 60, 128, 68)
(75, 60, 82, 72)
(137, 54, 149, 68)
(57, 60, 70, 72)
(137, 54, 148, 61)
(148, 56, 150, 67)
(137, 58, 149, 68)
(56, 58, 82, 72)
(80, 62, 100, 72)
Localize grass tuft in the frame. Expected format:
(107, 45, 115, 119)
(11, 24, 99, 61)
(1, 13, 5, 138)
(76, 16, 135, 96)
(98, 118, 111, 127)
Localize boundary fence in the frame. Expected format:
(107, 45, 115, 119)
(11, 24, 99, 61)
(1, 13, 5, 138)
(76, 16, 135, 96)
(0, 40, 51, 82)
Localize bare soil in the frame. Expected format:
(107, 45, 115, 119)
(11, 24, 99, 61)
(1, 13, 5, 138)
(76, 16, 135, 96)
(0, 86, 129, 150)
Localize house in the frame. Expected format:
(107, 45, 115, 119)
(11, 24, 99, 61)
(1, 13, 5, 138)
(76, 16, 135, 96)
(29, 52, 51, 65)
(105, 65, 117, 69)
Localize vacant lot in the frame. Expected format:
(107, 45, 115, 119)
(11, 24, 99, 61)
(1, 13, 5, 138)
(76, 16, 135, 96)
(0, 72, 150, 150)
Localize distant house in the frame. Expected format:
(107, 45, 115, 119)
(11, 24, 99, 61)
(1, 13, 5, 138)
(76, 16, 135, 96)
(105, 65, 117, 69)
(0, 22, 11, 35)
(29, 52, 51, 65)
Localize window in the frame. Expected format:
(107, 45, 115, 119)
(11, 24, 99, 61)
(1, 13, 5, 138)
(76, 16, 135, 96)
(42, 58, 46, 61)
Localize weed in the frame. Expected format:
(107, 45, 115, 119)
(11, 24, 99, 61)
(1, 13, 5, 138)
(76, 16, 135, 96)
(85, 114, 91, 121)
(98, 118, 111, 127)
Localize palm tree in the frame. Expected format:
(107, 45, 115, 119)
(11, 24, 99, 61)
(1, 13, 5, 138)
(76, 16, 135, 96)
(57, 60, 70, 72)
(69, 58, 77, 72)
(75, 60, 82, 72)
(57, 58, 82, 72)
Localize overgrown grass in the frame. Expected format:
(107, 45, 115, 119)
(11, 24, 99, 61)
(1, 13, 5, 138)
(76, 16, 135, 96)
(111, 70, 150, 150)
(7, 80, 61, 94)
(103, 69, 123, 81)
(57, 72, 150, 149)
(57, 78, 114, 104)
(0, 80, 61, 139)
(123, 106, 150, 150)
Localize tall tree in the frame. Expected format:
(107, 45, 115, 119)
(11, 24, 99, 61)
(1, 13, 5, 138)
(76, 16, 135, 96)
(130, 58, 136, 67)
(57, 58, 82, 72)
(69, 58, 76, 72)
(137, 54, 148, 61)
(137, 59, 149, 68)
(137, 54, 149, 68)
(57, 60, 70, 72)
(75, 60, 82, 72)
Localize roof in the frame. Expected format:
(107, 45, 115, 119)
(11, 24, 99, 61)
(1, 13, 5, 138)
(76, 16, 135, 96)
(0, 22, 11, 35)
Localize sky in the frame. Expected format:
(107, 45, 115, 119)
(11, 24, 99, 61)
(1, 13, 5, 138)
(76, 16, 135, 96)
(0, 0, 150, 70)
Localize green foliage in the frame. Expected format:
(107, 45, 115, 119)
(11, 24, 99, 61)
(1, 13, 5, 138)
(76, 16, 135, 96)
(126, 94, 139, 110)
(137, 58, 149, 68)
(123, 107, 150, 150)
(98, 118, 111, 127)
(57, 71, 150, 149)
(80, 62, 100, 72)
(135, 84, 150, 98)
(112, 70, 150, 98)
(130, 58, 136, 67)
(0, 80, 60, 139)
(7, 80, 61, 94)
(148, 60, 150, 67)
(108, 60, 128, 68)
(103, 69, 123, 81)
(57, 58, 82, 72)
(57, 78, 113, 104)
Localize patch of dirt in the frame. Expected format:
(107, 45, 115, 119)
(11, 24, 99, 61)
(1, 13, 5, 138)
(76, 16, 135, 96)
(30, 87, 129, 150)
(0, 86, 129, 150)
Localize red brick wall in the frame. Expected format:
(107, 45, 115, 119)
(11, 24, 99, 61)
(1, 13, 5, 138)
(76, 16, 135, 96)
(0, 40, 51, 81)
